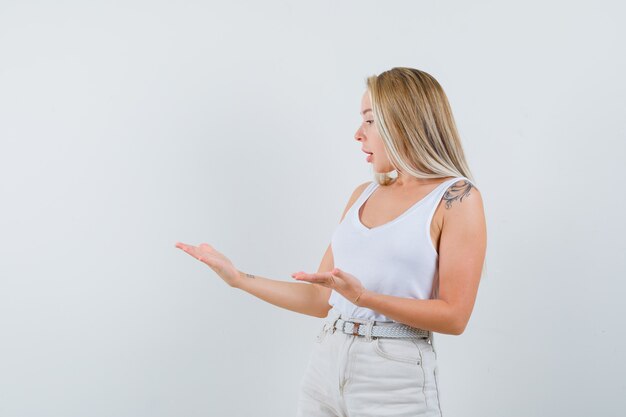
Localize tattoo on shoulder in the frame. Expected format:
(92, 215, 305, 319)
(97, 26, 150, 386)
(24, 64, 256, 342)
(443, 180, 473, 209)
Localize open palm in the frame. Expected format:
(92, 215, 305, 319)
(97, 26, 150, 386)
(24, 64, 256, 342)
(175, 242, 241, 287)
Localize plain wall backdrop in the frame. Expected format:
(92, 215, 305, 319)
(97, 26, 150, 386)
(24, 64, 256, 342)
(1, 1, 625, 416)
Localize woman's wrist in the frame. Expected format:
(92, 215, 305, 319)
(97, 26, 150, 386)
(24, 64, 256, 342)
(232, 270, 254, 289)
(353, 287, 369, 306)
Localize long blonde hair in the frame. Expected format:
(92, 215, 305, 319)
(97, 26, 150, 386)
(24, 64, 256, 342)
(366, 67, 475, 186)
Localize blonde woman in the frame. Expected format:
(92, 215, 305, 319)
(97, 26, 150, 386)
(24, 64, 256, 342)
(176, 67, 487, 417)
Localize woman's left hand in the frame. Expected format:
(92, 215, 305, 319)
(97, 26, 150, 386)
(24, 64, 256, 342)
(291, 268, 366, 305)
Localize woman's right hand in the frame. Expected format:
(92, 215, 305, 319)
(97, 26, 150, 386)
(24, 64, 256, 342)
(175, 241, 242, 288)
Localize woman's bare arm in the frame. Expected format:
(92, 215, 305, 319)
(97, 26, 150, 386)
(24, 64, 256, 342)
(233, 182, 371, 318)
(234, 267, 329, 318)
(354, 180, 487, 335)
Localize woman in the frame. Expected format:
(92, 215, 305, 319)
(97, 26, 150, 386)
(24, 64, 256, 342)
(175, 67, 487, 417)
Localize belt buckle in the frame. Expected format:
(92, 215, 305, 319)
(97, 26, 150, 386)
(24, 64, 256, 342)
(351, 322, 361, 336)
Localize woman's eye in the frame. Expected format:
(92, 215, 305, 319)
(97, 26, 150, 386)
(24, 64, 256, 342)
(365, 120, 374, 125)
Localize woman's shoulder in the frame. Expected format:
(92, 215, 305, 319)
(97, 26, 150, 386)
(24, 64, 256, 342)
(441, 177, 484, 221)
(337, 181, 373, 223)
(348, 181, 374, 206)
(444, 177, 480, 202)
(355, 180, 374, 193)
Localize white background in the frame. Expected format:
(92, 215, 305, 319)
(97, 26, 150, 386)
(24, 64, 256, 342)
(1, 1, 625, 416)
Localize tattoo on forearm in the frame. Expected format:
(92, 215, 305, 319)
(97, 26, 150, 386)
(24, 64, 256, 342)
(443, 180, 473, 209)
(246, 273, 256, 279)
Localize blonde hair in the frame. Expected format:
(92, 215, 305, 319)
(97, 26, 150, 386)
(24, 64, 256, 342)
(366, 67, 475, 186)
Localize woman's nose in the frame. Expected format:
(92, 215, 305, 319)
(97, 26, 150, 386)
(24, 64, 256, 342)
(354, 127, 364, 142)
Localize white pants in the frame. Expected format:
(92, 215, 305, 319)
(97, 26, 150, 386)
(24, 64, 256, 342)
(296, 310, 444, 417)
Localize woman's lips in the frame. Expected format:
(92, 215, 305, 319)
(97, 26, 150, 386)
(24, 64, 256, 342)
(366, 153, 373, 162)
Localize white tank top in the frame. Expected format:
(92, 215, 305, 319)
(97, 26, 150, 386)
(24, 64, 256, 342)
(328, 176, 475, 322)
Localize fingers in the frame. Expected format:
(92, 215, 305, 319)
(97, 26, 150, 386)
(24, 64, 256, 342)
(292, 271, 333, 283)
(176, 242, 217, 254)
(175, 242, 196, 251)
(291, 271, 325, 278)
(175, 242, 194, 254)
(175, 242, 204, 262)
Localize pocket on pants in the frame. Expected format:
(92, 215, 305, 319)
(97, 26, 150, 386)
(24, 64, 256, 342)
(372, 337, 422, 365)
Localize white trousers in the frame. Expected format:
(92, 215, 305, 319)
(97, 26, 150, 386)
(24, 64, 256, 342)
(296, 310, 444, 417)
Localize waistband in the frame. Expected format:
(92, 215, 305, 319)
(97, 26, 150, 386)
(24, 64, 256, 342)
(323, 310, 431, 339)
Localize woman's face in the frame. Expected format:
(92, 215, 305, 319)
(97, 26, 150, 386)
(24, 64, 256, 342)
(355, 90, 393, 173)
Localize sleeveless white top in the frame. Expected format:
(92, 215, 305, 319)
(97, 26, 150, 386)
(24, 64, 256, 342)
(328, 176, 475, 322)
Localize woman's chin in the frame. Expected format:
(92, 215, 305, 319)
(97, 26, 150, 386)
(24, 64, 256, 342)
(372, 165, 395, 174)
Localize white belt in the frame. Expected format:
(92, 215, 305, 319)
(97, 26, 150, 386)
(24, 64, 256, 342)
(328, 318, 431, 339)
